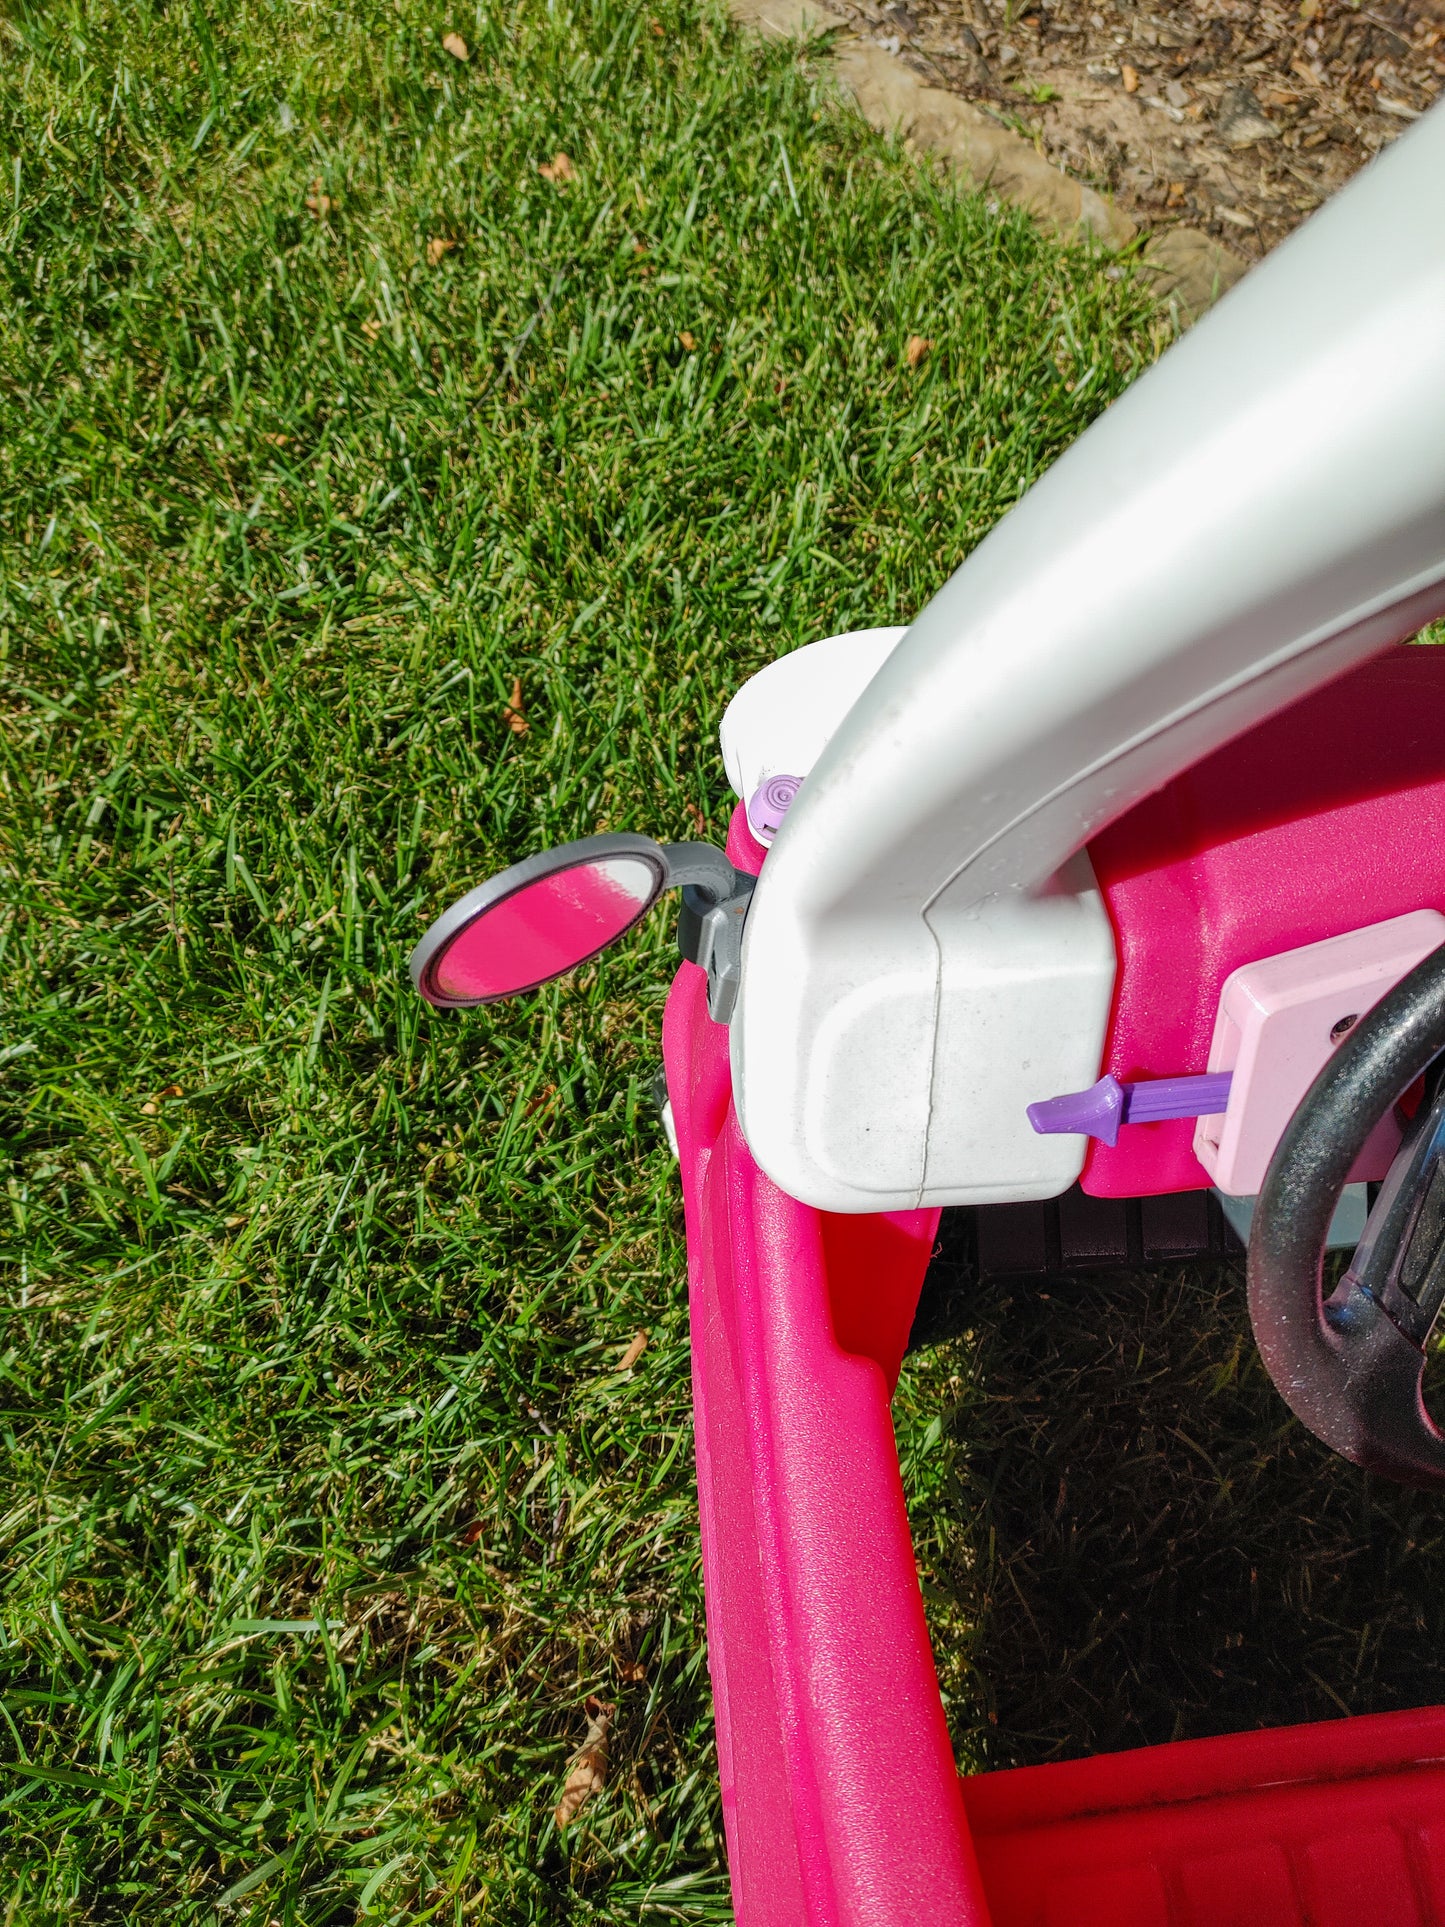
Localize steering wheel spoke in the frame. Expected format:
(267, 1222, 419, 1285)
(1343, 1090, 1445, 1347)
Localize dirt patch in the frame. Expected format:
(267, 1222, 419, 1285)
(823, 0, 1445, 256)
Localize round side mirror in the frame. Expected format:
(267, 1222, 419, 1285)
(409, 834, 670, 1008)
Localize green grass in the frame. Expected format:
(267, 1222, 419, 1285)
(0, 0, 1163, 1918)
(7, 0, 1445, 1916)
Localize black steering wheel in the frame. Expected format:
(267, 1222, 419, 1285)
(1248, 940, 1445, 1488)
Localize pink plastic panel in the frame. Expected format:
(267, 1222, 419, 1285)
(665, 816, 987, 1925)
(1084, 645, 1445, 1198)
(726, 799, 771, 874)
(964, 1704, 1445, 1927)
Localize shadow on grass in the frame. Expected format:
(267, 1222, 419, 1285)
(913, 1240, 1445, 1769)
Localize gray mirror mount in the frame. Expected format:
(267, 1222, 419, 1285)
(678, 874, 757, 1024)
(658, 843, 757, 1023)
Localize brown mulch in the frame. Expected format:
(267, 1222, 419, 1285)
(827, 0, 1444, 256)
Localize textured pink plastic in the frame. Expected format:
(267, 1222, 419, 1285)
(667, 803, 984, 1925)
(1085, 646, 1445, 1197)
(726, 799, 771, 873)
(1193, 909, 1445, 1195)
(964, 1703, 1445, 1927)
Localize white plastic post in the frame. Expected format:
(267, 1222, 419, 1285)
(733, 106, 1445, 1213)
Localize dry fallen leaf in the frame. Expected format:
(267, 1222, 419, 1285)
(361, 318, 383, 342)
(141, 1100, 159, 1116)
(539, 150, 577, 186)
(1122, 62, 1140, 93)
(555, 1698, 614, 1829)
(305, 178, 335, 218)
(502, 676, 528, 735)
(265, 433, 290, 447)
(426, 236, 457, 265)
(616, 1329, 649, 1373)
(616, 1656, 647, 1683)
(904, 334, 932, 369)
(441, 30, 470, 59)
(649, 15, 664, 32)
(678, 330, 696, 351)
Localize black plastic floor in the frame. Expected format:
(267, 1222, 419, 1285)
(908, 1185, 1242, 1352)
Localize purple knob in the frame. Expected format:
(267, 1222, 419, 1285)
(748, 773, 802, 843)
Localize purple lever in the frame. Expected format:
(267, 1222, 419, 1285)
(1027, 1071, 1233, 1147)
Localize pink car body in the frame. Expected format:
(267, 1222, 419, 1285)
(668, 650, 1445, 1925)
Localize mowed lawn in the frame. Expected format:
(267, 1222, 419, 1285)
(0, 0, 1172, 1919)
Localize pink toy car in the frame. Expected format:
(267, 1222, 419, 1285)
(411, 104, 1445, 1927)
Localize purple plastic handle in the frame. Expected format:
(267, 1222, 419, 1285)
(1027, 1071, 1233, 1147)
(1125, 1071, 1233, 1125)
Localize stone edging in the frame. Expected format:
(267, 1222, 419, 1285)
(731, 0, 1250, 320)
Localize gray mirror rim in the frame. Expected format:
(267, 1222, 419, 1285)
(408, 832, 670, 1009)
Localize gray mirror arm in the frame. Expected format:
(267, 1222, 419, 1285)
(660, 842, 745, 903)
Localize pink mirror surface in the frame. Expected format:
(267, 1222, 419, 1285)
(429, 854, 661, 1002)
